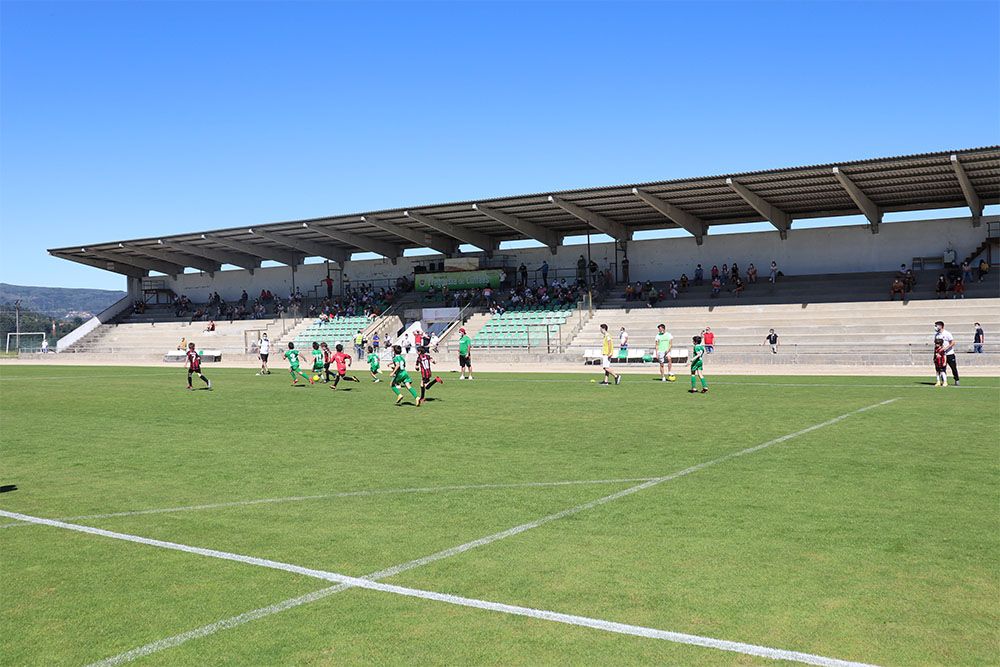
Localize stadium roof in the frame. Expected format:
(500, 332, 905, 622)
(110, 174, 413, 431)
(50, 146, 1000, 278)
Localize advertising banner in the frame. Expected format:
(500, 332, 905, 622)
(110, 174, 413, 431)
(414, 269, 504, 292)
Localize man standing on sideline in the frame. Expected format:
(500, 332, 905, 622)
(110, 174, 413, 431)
(934, 321, 960, 385)
(974, 322, 985, 353)
(458, 327, 474, 380)
(764, 329, 779, 353)
(354, 330, 365, 359)
(703, 326, 715, 353)
(654, 323, 675, 382)
(618, 326, 629, 358)
(599, 324, 622, 385)
(257, 332, 271, 375)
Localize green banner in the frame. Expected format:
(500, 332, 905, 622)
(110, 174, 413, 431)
(414, 269, 504, 292)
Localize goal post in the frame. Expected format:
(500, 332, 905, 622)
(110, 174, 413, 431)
(5, 332, 47, 354)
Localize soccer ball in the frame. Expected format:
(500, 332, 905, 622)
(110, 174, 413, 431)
(312, 375, 320, 382)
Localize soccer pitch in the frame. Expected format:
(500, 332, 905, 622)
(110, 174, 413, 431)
(1, 366, 997, 666)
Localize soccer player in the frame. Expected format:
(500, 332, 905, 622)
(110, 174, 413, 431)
(933, 337, 948, 387)
(688, 335, 708, 393)
(598, 324, 621, 385)
(185, 342, 212, 390)
(310, 342, 326, 381)
(257, 332, 271, 375)
(329, 343, 361, 389)
(389, 344, 419, 405)
(284, 342, 314, 385)
(366, 345, 381, 382)
(415, 345, 444, 406)
(654, 324, 675, 382)
(458, 327, 474, 379)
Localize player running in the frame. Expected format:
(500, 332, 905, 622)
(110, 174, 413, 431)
(654, 323, 676, 382)
(389, 344, 419, 405)
(309, 342, 326, 381)
(329, 344, 362, 389)
(185, 342, 212, 390)
(598, 324, 622, 385)
(415, 346, 444, 406)
(457, 327, 474, 380)
(688, 335, 708, 393)
(284, 342, 314, 385)
(366, 345, 381, 382)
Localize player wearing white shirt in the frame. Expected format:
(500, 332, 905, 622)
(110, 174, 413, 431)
(618, 327, 629, 356)
(934, 321, 959, 385)
(257, 333, 271, 375)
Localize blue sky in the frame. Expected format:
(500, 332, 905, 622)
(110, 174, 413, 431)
(1, 0, 998, 290)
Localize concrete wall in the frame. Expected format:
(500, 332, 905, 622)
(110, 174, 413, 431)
(163, 216, 990, 301)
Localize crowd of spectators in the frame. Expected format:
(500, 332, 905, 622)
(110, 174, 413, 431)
(621, 259, 777, 303)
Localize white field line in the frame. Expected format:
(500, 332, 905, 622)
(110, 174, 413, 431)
(4, 505, 880, 667)
(0, 477, 655, 529)
(9, 398, 898, 667)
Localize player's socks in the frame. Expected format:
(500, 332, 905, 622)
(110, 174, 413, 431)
(408, 387, 418, 399)
(691, 376, 697, 389)
(700, 378, 708, 389)
(391, 385, 401, 396)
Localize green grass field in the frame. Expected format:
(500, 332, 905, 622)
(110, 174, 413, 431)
(1, 365, 998, 666)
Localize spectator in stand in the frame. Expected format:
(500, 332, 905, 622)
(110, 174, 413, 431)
(952, 277, 965, 299)
(703, 327, 715, 353)
(540, 260, 550, 285)
(732, 275, 745, 297)
(935, 274, 948, 298)
(710, 276, 722, 298)
(769, 261, 778, 283)
(519, 263, 528, 287)
(694, 264, 704, 286)
(903, 268, 916, 292)
(669, 281, 679, 300)
(730, 263, 739, 283)
(710, 265, 720, 283)
(618, 327, 629, 356)
(961, 261, 972, 284)
(624, 283, 635, 302)
(204, 320, 216, 332)
(588, 259, 599, 285)
(577, 255, 587, 282)
(943, 245, 957, 269)
(973, 322, 985, 353)
(890, 278, 906, 300)
(240, 290, 249, 305)
(978, 258, 990, 282)
(720, 263, 729, 286)
(747, 263, 757, 284)
(679, 274, 689, 291)
(621, 257, 630, 284)
(764, 329, 779, 353)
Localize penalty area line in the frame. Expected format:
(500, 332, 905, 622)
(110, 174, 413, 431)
(16, 398, 901, 667)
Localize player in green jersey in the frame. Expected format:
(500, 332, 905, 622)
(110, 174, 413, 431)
(366, 345, 381, 382)
(688, 335, 708, 394)
(310, 341, 326, 381)
(457, 327, 473, 380)
(284, 342, 314, 386)
(389, 344, 418, 405)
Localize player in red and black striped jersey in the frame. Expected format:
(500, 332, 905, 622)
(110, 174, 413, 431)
(185, 343, 212, 390)
(415, 346, 442, 407)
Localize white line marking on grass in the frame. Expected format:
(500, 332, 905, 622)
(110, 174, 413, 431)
(0, 477, 656, 529)
(480, 378, 997, 389)
(4, 508, 879, 667)
(20, 398, 897, 666)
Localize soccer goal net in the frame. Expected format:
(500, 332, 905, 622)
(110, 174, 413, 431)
(5, 332, 47, 354)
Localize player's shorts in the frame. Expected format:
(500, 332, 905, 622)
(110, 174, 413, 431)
(289, 364, 301, 373)
(393, 371, 412, 385)
(370, 365, 380, 373)
(691, 360, 703, 372)
(601, 355, 611, 369)
(656, 351, 671, 364)
(459, 354, 471, 367)
(259, 353, 269, 362)
(188, 366, 201, 374)
(337, 370, 348, 377)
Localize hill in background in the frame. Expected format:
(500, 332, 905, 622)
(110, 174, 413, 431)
(0, 283, 126, 319)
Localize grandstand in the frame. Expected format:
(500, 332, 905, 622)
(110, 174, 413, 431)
(34, 147, 1000, 371)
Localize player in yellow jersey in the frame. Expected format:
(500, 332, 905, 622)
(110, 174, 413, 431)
(598, 324, 622, 385)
